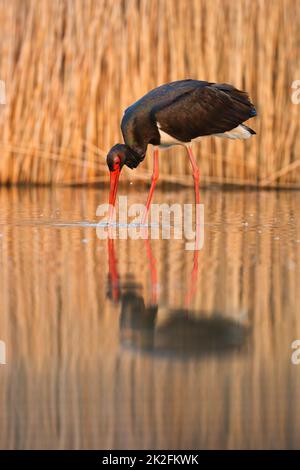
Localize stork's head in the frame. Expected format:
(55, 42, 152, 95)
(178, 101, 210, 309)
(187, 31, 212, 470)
(107, 143, 143, 213)
(106, 144, 128, 172)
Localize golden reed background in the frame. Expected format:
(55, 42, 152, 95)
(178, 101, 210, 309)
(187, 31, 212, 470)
(0, 187, 300, 448)
(0, 0, 300, 186)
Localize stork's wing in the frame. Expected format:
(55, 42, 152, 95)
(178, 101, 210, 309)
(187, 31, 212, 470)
(124, 79, 211, 117)
(153, 83, 256, 142)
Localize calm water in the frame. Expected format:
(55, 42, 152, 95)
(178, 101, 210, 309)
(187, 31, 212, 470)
(0, 186, 300, 449)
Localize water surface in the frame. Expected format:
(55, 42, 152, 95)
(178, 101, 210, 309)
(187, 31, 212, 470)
(0, 186, 300, 449)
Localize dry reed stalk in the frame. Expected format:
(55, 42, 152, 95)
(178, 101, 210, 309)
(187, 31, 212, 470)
(0, 0, 299, 186)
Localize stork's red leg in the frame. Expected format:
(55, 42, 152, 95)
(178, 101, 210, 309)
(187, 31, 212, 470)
(187, 145, 200, 206)
(142, 147, 159, 224)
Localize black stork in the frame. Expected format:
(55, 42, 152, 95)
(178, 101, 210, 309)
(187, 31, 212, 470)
(106, 79, 256, 223)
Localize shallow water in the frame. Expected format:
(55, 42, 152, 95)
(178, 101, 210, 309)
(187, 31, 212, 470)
(0, 186, 300, 449)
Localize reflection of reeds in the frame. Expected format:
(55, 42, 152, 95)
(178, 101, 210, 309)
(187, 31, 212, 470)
(0, 0, 299, 186)
(0, 187, 300, 448)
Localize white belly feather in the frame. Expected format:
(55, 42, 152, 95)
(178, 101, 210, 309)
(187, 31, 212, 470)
(157, 121, 253, 148)
(157, 124, 184, 148)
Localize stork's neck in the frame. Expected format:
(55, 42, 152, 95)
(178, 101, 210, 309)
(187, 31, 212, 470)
(125, 142, 146, 161)
(128, 145, 144, 159)
(123, 144, 146, 169)
(121, 112, 148, 160)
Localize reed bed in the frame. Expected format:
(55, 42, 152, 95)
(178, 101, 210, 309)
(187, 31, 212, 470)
(0, 187, 300, 448)
(0, 0, 300, 186)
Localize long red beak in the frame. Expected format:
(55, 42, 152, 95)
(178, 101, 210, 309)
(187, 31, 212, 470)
(109, 166, 120, 222)
(109, 168, 120, 206)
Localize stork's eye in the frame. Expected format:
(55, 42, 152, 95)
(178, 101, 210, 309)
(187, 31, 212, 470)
(113, 155, 121, 170)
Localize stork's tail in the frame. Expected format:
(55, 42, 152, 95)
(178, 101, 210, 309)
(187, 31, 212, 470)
(215, 124, 256, 140)
(241, 124, 256, 135)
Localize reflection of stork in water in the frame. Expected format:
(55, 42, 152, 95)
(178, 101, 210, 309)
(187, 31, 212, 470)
(107, 236, 249, 357)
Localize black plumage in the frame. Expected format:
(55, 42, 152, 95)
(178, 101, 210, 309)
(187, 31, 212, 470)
(120, 79, 256, 166)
